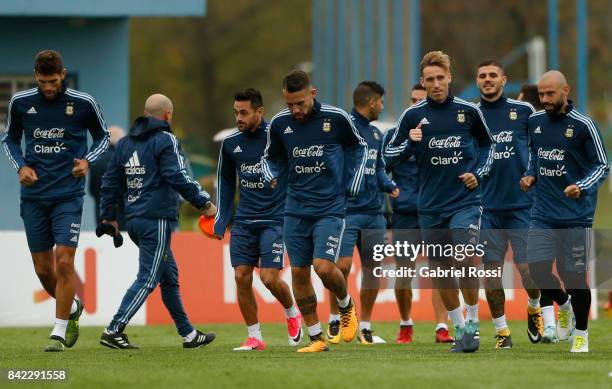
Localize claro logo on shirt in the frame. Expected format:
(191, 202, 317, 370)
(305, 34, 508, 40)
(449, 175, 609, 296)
(493, 131, 516, 160)
(34, 142, 67, 154)
(537, 148, 567, 177)
(240, 162, 264, 189)
(540, 164, 567, 177)
(240, 179, 265, 189)
(428, 136, 463, 166)
(295, 161, 326, 174)
(431, 151, 463, 166)
(292, 145, 327, 174)
(494, 146, 515, 160)
(240, 162, 265, 188)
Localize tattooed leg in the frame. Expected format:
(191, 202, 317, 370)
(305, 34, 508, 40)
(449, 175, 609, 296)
(485, 261, 505, 318)
(291, 266, 320, 326)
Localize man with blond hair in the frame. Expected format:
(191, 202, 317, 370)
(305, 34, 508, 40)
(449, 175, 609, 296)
(385, 51, 495, 353)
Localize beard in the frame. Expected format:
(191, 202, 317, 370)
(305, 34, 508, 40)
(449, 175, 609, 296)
(481, 84, 501, 99)
(237, 121, 256, 132)
(369, 109, 380, 121)
(291, 107, 313, 123)
(42, 90, 59, 101)
(544, 99, 565, 116)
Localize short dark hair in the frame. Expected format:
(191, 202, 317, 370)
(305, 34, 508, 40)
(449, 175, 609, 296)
(519, 84, 543, 110)
(477, 59, 504, 74)
(353, 81, 385, 107)
(234, 88, 263, 109)
(34, 50, 64, 75)
(412, 83, 425, 91)
(283, 70, 311, 93)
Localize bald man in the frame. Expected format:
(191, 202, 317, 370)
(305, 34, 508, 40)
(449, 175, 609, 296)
(521, 71, 609, 352)
(99, 94, 218, 349)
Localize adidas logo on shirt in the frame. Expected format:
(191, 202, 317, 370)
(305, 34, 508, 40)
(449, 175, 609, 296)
(27, 107, 37, 114)
(420, 117, 430, 125)
(273, 256, 281, 263)
(284, 126, 293, 134)
(534, 126, 542, 134)
(233, 146, 242, 153)
(326, 248, 335, 256)
(124, 151, 146, 174)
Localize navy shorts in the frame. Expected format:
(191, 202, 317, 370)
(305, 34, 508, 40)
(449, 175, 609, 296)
(419, 205, 482, 261)
(338, 213, 386, 265)
(390, 212, 421, 261)
(527, 219, 591, 273)
(20, 197, 84, 252)
(230, 223, 284, 268)
(391, 211, 420, 230)
(284, 215, 345, 267)
(481, 209, 530, 264)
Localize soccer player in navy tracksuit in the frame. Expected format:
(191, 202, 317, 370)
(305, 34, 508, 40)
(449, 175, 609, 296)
(99, 94, 216, 350)
(261, 70, 367, 352)
(521, 71, 609, 352)
(382, 84, 454, 345)
(214, 88, 302, 351)
(2, 50, 108, 352)
(326, 81, 399, 345)
(475, 60, 544, 349)
(384, 51, 495, 353)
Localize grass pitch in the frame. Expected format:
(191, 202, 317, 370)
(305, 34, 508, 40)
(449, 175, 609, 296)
(1, 320, 611, 388)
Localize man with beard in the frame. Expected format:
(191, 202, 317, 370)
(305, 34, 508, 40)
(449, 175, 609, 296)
(521, 70, 608, 352)
(261, 70, 366, 352)
(476, 60, 543, 349)
(214, 88, 302, 351)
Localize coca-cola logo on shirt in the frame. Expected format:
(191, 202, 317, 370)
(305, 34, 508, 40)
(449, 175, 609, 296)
(292, 145, 324, 158)
(33, 128, 65, 139)
(240, 162, 262, 174)
(428, 136, 461, 149)
(493, 131, 513, 143)
(537, 148, 565, 161)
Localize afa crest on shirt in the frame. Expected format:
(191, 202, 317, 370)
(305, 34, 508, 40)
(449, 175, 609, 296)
(322, 120, 332, 133)
(565, 128, 574, 138)
(373, 130, 380, 140)
(509, 111, 517, 120)
(457, 112, 465, 123)
(65, 103, 74, 116)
